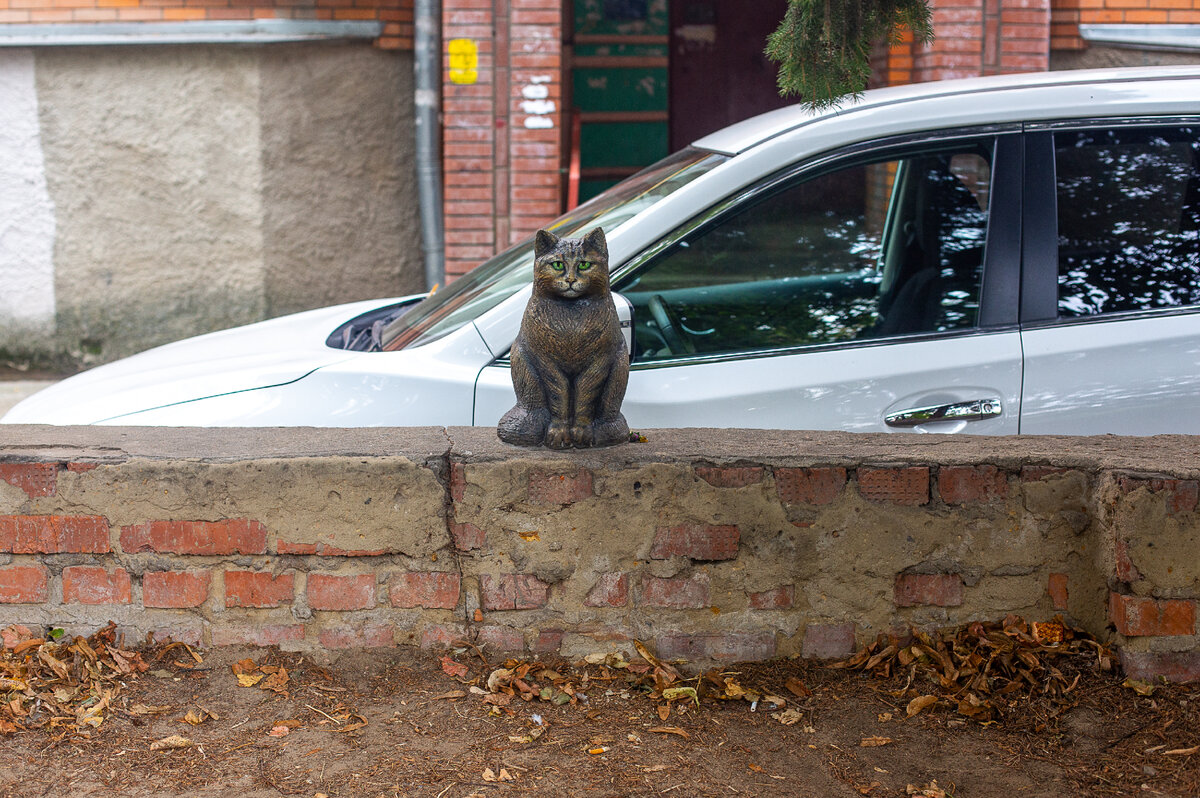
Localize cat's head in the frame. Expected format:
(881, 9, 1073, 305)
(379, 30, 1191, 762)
(532, 227, 609, 300)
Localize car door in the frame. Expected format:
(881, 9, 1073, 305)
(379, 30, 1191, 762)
(474, 131, 1024, 433)
(1019, 123, 1200, 435)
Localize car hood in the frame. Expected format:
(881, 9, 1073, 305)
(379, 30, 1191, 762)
(2, 298, 414, 425)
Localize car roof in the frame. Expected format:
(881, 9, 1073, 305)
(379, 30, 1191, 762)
(693, 65, 1200, 156)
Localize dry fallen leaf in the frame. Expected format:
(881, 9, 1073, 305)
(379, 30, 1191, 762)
(657, 704, 671, 721)
(771, 708, 805, 726)
(1122, 678, 1156, 697)
(906, 695, 938, 717)
(181, 709, 208, 726)
(860, 736, 895, 747)
(784, 677, 811, 698)
(268, 725, 291, 737)
(149, 734, 192, 751)
(236, 673, 265, 688)
(440, 656, 469, 680)
(433, 690, 466, 701)
(648, 726, 690, 739)
(906, 781, 947, 798)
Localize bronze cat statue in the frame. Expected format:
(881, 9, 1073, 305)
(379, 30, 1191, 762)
(497, 227, 630, 449)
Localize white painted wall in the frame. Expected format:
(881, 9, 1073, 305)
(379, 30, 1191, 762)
(0, 49, 56, 335)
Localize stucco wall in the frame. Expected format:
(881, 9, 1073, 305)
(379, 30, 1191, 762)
(0, 426, 1196, 680)
(0, 43, 421, 369)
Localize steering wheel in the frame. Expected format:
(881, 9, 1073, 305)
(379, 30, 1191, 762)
(648, 294, 695, 355)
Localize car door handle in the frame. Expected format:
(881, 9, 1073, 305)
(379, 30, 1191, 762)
(884, 398, 1003, 428)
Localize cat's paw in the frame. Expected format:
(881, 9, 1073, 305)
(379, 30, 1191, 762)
(570, 424, 594, 447)
(545, 422, 572, 449)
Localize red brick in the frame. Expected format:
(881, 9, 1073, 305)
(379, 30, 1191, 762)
(801, 623, 857, 659)
(479, 573, 549, 610)
(528, 469, 593, 505)
(66, 462, 98, 473)
(938, 465, 1008, 504)
(894, 573, 963, 607)
(639, 573, 710, 609)
(584, 572, 629, 607)
(860, 467, 930, 505)
(1115, 538, 1142, 582)
(775, 467, 847, 505)
(1109, 593, 1196, 637)
(1047, 572, 1069, 610)
(0, 463, 58, 497)
(0, 564, 49, 603)
(1022, 466, 1071, 481)
(749, 585, 794, 610)
(308, 573, 376, 611)
(419, 623, 468, 649)
(224, 570, 294, 608)
(274, 540, 386, 556)
(1119, 650, 1200, 683)
(120, 519, 266, 555)
(62, 566, 132, 605)
(143, 571, 211, 608)
(450, 462, 467, 502)
(694, 466, 763, 488)
(477, 625, 524, 652)
(655, 631, 776, 662)
(211, 624, 304, 647)
(0, 515, 110, 553)
(532, 628, 564, 653)
(389, 572, 460, 609)
(651, 525, 739, 561)
(1158, 479, 1198, 515)
(450, 522, 485, 550)
(318, 625, 394, 649)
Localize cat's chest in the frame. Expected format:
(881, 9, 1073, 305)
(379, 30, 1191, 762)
(524, 297, 612, 347)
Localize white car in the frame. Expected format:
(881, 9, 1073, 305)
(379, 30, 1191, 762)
(7, 66, 1200, 434)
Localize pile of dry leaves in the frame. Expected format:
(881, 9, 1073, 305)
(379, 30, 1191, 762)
(829, 614, 1113, 722)
(0, 622, 154, 737)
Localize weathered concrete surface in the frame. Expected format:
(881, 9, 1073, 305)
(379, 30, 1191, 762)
(0, 426, 1196, 678)
(0, 43, 422, 369)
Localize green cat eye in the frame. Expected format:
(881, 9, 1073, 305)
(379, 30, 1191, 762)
(578, 261, 592, 271)
(551, 261, 565, 272)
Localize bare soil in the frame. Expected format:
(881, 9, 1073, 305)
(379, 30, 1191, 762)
(1, 642, 1198, 798)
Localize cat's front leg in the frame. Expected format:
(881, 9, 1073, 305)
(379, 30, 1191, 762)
(541, 366, 573, 449)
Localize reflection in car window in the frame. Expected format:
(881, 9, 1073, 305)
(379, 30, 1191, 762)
(1055, 126, 1200, 317)
(380, 149, 727, 351)
(616, 141, 993, 362)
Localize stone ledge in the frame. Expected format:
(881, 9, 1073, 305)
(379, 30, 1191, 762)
(0, 426, 1196, 680)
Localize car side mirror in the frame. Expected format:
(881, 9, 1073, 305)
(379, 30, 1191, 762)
(612, 291, 634, 361)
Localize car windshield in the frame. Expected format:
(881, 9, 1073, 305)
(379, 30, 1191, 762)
(381, 148, 728, 351)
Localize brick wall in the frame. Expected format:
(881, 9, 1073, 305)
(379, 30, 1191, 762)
(0, 426, 1197, 680)
(442, 0, 563, 280)
(882, 0, 1051, 86)
(1051, 0, 1200, 52)
(0, 0, 414, 48)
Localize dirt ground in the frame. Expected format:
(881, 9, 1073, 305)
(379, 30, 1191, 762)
(1, 632, 1199, 798)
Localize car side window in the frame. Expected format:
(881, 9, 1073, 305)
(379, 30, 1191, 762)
(616, 140, 995, 362)
(1055, 126, 1200, 317)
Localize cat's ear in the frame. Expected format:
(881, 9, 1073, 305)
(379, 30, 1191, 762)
(534, 229, 559, 258)
(581, 227, 608, 259)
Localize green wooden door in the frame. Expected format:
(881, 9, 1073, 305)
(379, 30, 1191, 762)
(571, 0, 670, 203)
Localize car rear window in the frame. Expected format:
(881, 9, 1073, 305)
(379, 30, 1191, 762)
(1055, 126, 1200, 317)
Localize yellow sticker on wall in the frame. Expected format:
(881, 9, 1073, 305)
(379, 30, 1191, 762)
(448, 39, 478, 85)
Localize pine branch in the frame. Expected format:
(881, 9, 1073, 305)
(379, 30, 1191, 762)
(765, 0, 934, 111)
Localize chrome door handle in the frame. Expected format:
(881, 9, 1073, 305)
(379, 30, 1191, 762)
(885, 398, 1003, 428)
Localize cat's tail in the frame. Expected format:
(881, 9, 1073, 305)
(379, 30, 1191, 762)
(497, 405, 550, 447)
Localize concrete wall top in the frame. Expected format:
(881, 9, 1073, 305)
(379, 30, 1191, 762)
(2, 425, 1198, 477)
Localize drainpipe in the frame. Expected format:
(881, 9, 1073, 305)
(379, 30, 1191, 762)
(414, 0, 444, 290)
